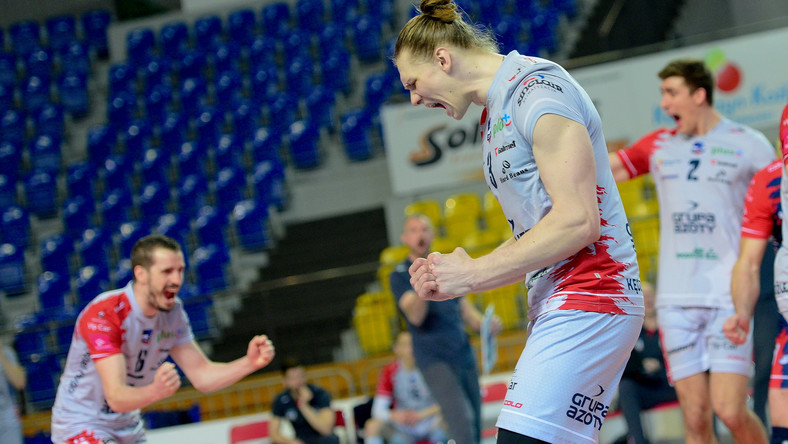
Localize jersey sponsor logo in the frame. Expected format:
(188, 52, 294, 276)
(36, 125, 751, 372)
(142, 329, 152, 344)
(86, 321, 112, 333)
(667, 342, 696, 355)
(710, 158, 738, 168)
(626, 278, 641, 292)
(157, 331, 176, 342)
(68, 351, 92, 394)
(675, 248, 719, 260)
(565, 389, 609, 431)
(491, 114, 512, 140)
(494, 140, 516, 156)
(503, 399, 523, 408)
(672, 206, 716, 234)
(90, 333, 114, 351)
(707, 169, 732, 185)
(710, 146, 743, 157)
(691, 142, 705, 155)
(516, 74, 564, 106)
(775, 281, 788, 295)
(499, 166, 530, 184)
(487, 152, 497, 189)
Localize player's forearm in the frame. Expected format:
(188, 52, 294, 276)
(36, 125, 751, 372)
(298, 404, 334, 435)
(417, 404, 441, 420)
(399, 291, 429, 326)
(105, 383, 162, 413)
(188, 356, 258, 393)
(0, 356, 26, 390)
(730, 258, 761, 320)
(467, 205, 599, 293)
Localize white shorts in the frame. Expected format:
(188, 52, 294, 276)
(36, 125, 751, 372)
(495, 309, 642, 444)
(657, 306, 753, 383)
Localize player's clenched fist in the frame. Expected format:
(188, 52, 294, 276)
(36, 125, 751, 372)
(152, 362, 181, 399)
(247, 334, 275, 369)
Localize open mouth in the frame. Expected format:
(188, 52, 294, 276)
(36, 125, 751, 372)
(164, 289, 178, 300)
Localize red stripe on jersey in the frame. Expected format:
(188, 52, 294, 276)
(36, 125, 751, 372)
(616, 128, 676, 178)
(77, 292, 133, 360)
(741, 159, 781, 239)
(780, 103, 788, 158)
(66, 430, 105, 444)
(376, 361, 398, 397)
(549, 234, 631, 314)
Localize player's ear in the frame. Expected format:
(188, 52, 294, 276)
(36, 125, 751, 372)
(435, 47, 452, 73)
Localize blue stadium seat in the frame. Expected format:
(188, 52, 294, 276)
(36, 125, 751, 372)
(352, 15, 382, 62)
(160, 111, 187, 151)
(252, 159, 286, 211)
(228, 9, 257, 46)
(14, 329, 47, 361)
(122, 119, 153, 161)
(25, 48, 54, 84)
(108, 63, 136, 95)
(296, 0, 326, 33)
(57, 73, 90, 117)
(60, 40, 91, 80)
(22, 75, 50, 114)
(233, 199, 269, 251)
(306, 85, 335, 131)
(261, 2, 291, 37)
(106, 91, 138, 131)
(0, 52, 17, 89)
(191, 244, 229, 294)
(247, 34, 279, 67)
(141, 147, 171, 186)
(78, 228, 113, 274)
(288, 120, 320, 169)
(177, 49, 207, 83)
(214, 166, 246, 213)
(9, 20, 41, 57)
(40, 233, 75, 277)
(340, 108, 373, 161)
(0, 109, 25, 149)
(555, 0, 578, 19)
(249, 63, 279, 104)
(102, 153, 133, 193)
(0, 82, 13, 112)
(159, 21, 189, 60)
(144, 83, 173, 126)
(210, 42, 241, 76)
(30, 133, 62, 174)
(495, 17, 523, 55)
(177, 174, 208, 219)
(45, 15, 77, 53)
(330, 0, 360, 25)
(176, 140, 206, 180)
(231, 100, 259, 143)
(285, 55, 315, 98)
(86, 124, 116, 167)
(178, 77, 207, 116)
(183, 299, 216, 338)
(25, 170, 58, 218)
(62, 195, 94, 239)
(364, 0, 394, 25)
(118, 221, 149, 259)
(0, 174, 16, 209)
(195, 106, 222, 147)
(66, 161, 94, 201)
(114, 258, 133, 287)
(194, 205, 229, 251)
(126, 27, 156, 67)
(214, 133, 243, 172)
(530, 7, 560, 53)
(363, 71, 393, 115)
(251, 126, 284, 165)
(317, 22, 346, 59)
(25, 353, 61, 409)
(76, 264, 109, 308)
(282, 31, 312, 63)
(142, 57, 171, 91)
(81, 9, 112, 58)
(153, 213, 190, 253)
(214, 70, 242, 114)
(193, 15, 223, 50)
(268, 92, 299, 134)
(321, 49, 351, 94)
(53, 322, 75, 356)
(0, 141, 22, 182)
(138, 181, 171, 225)
(37, 271, 70, 311)
(100, 188, 133, 231)
(0, 242, 26, 295)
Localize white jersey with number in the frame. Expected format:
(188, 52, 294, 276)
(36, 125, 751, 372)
(482, 51, 643, 320)
(51, 281, 194, 438)
(617, 120, 775, 308)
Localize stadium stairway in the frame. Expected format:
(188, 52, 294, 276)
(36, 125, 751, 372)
(210, 208, 389, 366)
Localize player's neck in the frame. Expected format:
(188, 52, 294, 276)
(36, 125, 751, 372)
(692, 108, 722, 136)
(132, 282, 159, 317)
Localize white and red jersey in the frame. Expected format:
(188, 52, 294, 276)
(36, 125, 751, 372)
(775, 103, 788, 317)
(51, 281, 194, 434)
(483, 51, 643, 320)
(373, 360, 440, 437)
(617, 119, 775, 308)
(741, 159, 782, 242)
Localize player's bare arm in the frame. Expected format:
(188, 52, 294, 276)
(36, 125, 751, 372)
(398, 289, 429, 325)
(724, 237, 769, 345)
(169, 335, 274, 393)
(423, 114, 600, 299)
(608, 151, 632, 182)
(95, 355, 180, 413)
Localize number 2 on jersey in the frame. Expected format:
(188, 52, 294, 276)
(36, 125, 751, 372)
(687, 159, 700, 181)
